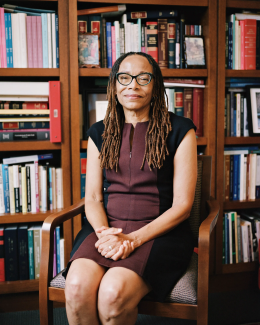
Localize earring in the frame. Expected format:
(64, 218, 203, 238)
(115, 95, 118, 105)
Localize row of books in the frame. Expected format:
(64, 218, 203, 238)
(0, 4, 59, 68)
(0, 154, 64, 214)
(226, 12, 260, 70)
(0, 224, 64, 281)
(224, 147, 260, 202)
(79, 79, 205, 140)
(222, 210, 260, 264)
(0, 81, 61, 142)
(78, 6, 202, 69)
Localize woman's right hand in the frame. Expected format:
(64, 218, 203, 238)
(95, 226, 123, 239)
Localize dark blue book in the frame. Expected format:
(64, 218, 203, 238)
(4, 226, 18, 281)
(106, 22, 112, 68)
(168, 19, 176, 69)
(224, 146, 259, 151)
(228, 22, 233, 69)
(18, 225, 29, 280)
(230, 155, 234, 201)
(227, 78, 260, 83)
(237, 154, 241, 200)
(233, 103, 236, 137)
(80, 152, 87, 199)
(232, 155, 239, 200)
(226, 82, 260, 88)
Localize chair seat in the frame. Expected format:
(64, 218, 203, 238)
(50, 252, 198, 305)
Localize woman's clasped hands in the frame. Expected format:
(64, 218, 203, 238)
(95, 226, 135, 261)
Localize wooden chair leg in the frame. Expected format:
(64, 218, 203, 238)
(40, 299, 54, 325)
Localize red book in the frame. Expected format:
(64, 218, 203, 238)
(49, 81, 61, 143)
(190, 25, 195, 35)
(26, 16, 33, 68)
(183, 88, 193, 119)
(240, 20, 245, 70)
(146, 22, 158, 62)
(0, 228, 5, 282)
(158, 19, 168, 68)
(193, 88, 204, 137)
(22, 102, 48, 110)
(244, 19, 256, 70)
(164, 78, 204, 85)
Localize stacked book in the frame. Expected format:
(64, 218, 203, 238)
(0, 154, 64, 214)
(77, 5, 203, 69)
(0, 4, 59, 68)
(223, 210, 260, 264)
(224, 146, 260, 202)
(226, 12, 260, 70)
(0, 81, 61, 142)
(0, 224, 64, 281)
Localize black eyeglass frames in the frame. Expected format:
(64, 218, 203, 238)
(116, 72, 154, 86)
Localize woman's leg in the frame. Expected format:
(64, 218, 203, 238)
(97, 267, 151, 325)
(65, 258, 106, 325)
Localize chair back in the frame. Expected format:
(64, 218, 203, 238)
(189, 156, 212, 241)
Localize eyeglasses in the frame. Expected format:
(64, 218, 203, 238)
(116, 72, 154, 86)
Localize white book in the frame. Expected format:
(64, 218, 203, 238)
(8, 166, 15, 214)
(125, 22, 131, 53)
(47, 13, 52, 68)
(235, 13, 260, 21)
(134, 23, 139, 52)
(243, 155, 247, 201)
(0, 164, 5, 214)
(18, 13, 28, 68)
(56, 168, 63, 209)
(239, 154, 244, 201)
(164, 82, 205, 88)
(33, 225, 42, 279)
(41, 166, 47, 212)
(114, 21, 120, 59)
(0, 109, 49, 115)
(175, 43, 180, 66)
(138, 19, 141, 52)
(51, 13, 56, 68)
(38, 165, 42, 211)
(121, 13, 127, 25)
(26, 164, 36, 213)
(11, 13, 20, 68)
(3, 155, 38, 165)
(13, 165, 19, 213)
(249, 153, 257, 200)
(228, 212, 233, 264)
(0, 96, 49, 102)
(52, 167, 56, 210)
(169, 89, 175, 113)
(165, 88, 170, 109)
(35, 161, 39, 212)
(224, 150, 249, 155)
(244, 98, 249, 137)
(236, 93, 241, 137)
(240, 221, 249, 262)
(235, 20, 239, 70)
(0, 82, 49, 96)
(59, 238, 65, 270)
(243, 220, 254, 262)
(21, 167, 27, 214)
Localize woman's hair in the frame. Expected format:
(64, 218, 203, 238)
(99, 52, 172, 171)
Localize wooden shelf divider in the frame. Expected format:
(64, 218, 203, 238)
(0, 68, 59, 77)
(0, 280, 39, 295)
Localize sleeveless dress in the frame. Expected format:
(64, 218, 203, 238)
(62, 112, 196, 302)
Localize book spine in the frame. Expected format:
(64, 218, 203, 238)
(240, 20, 245, 70)
(49, 81, 61, 142)
(31, 16, 38, 68)
(48, 166, 53, 210)
(47, 13, 52, 68)
(56, 226, 61, 273)
(35, 161, 39, 212)
(222, 216, 226, 264)
(106, 22, 112, 68)
(26, 16, 33, 68)
(56, 168, 63, 209)
(256, 155, 260, 199)
(180, 16, 185, 69)
(2, 165, 10, 213)
(0, 130, 50, 141)
(51, 13, 56, 68)
(141, 24, 145, 53)
(111, 26, 116, 65)
(18, 226, 29, 280)
(4, 227, 18, 281)
(168, 19, 176, 69)
(225, 22, 228, 68)
(236, 93, 241, 137)
(4, 13, 10, 68)
(27, 228, 35, 279)
(183, 88, 193, 119)
(175, 22, 180, 68)
(46, 165, 50, 211)
(193, 88, 204, 137)
(33, 228, 41, 279)
(52, 167, 56, 210)
(41, 166, 47, 212)
(158, 19, 168, 69)
(60, 238, 65, 270)
(0, 228, 5, 281)
(0, 165, 5, 214)
(228, 22, 233, 69)
(146, 22, 158, 62)
(55, 15, 59, 68)
(11, 13, 20, 68)
(102, 18, 107, 67)
(18, 13, 28, 68)
(26, 166, 31, 212)
(233, 155, 239, 200)
(29, 164, 36, 213)
(53, 229, 57, 277)
(21, 166, 27, 213)
(41, 14, 48, 68)
(235, 20, 239, 70)
(174, 88, 184, 116)
(80, 153, 87, 199)
(8, 13, 13, 68)
(8, 166, 15, 214)
(127, 9, 178, 20)
(114, 21, 120, 60)
(244, 19, 256, 70)
(257, 21, 260, 70)
(37, 16, 43, 68)
(230, 155, 234, 200)
(0, 8, 7, 68)
(224, 155, 230, 201)
(13, 164, 20, 213)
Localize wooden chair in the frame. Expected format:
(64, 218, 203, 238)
(39, 155, 219, 325)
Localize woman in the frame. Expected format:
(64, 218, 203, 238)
(63, 52, 197, 325)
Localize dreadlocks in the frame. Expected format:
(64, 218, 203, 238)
(99, 52, 172, 171)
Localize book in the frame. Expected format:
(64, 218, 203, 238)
(0, 228, 4, 281)
(13, 164, 20, 213)
(158, 19, 168, 69)
(0, 109, 49, 115)
(3, 153, 53, 165)
(80, 152, 87, 199)
(0, 8, 7, 68)
(49, 81, 61, 143)
(183, 88, 193, 119)
(27, 226, 35, 279)
(2, 164, 10, 213)
(0, 164, 5, 214)
(36, 15, 43, 68)
(167, 19, 176, 69)
(56, 168, 63, 209)
(60, 238, 65, 270)
(106, 22, 112, 68)
(4, 226, 18, 281)
(164, 82, 205, 88)
(53, 229, 57, 277)
(26, 16, 33, 68)
(164, 78, 205, 85)
(193, 88, 204, 137)
(33, 225, 42, 279)
(146, 22, 158, 63)
(174, 88, 184, 116)
(0, 129, 50, 141)
(0, 82, 49, 96)
(244, 19, 256, 70)
(47, 13, 52, 68)
(56, 226, 61, 273)
(18, 225, 29, 280)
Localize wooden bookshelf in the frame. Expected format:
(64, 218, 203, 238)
(69, 0, 217, 241)
(216, 0, 260, 275)
(0, 0, 72, 304)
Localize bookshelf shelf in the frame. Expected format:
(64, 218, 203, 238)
(0, 68, 60, 77)
(225, 137, 260, 145)
(226, 70, 260, 78)
(222, 261, 258, 274)
(226, 0, 260, 9)
(0, 210, 63, 224)
(0, 142, 61, 151)
(79, 68, 208, 78)
(78, 0, 208, 6)
(81, 137, 207, 150)
(0, 280, 39, 295)
(223, 199, 260, 210)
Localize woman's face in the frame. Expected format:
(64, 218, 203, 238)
(116, 55, 154, 116)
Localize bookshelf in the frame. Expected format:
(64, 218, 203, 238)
(68, 0, 217, 241)
(216, 0, 260, 275)
(0, 0, 72, 311)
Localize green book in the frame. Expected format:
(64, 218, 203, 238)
(28, 226, 35, 280)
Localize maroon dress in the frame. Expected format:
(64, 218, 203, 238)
(63, 112, 196, 302)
